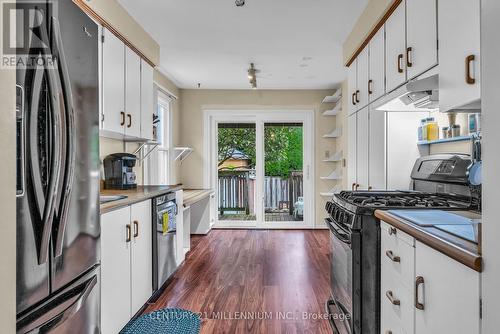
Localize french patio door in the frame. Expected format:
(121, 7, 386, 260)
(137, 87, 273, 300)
(205, 110, 314, 229)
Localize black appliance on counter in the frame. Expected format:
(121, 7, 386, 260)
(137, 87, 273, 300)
(16, 1, 100, 332)
(325, 154, 480, 334)
(103, 153, 138, 189)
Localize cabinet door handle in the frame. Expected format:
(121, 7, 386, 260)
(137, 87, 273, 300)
(127, 114, 132, 128)
(352, 92, 356, 106)
(351, 183, 356, 191)
(368, 186, 373, 191)
(415, 276, 425, 310)
(126, 224, 131, 242)
(397, 54, 404, 73)
(406, 47, 413, 67)
(388, 227, 397, 236)
(133, 220, 139, 238)
(355, 183, 360, 190)
(386, 250, 401, 263)
(386, 290, 400, 306)
(466, 55, 476, 84)
(368, 79, 373, 95)
(355, 90, 360, 103)
(120, 111, 125, 126)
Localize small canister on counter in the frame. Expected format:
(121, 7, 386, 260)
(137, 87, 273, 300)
(442, 126, 450, 139)
(451, 124, 461, 137)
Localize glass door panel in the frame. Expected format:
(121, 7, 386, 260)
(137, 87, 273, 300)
(217, 123, 256, 222)
(263, 123, 304, 222)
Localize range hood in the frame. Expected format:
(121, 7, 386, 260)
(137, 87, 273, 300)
(374, 71, 439, 112)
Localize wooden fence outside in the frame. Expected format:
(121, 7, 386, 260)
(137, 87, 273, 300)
(218, 170, 303, 215)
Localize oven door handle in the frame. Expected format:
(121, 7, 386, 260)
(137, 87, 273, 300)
(325, 299, 342, 334)
(325, 218, 351, 245)
(326, 297, 353, 334)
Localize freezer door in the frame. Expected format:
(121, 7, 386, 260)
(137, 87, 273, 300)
(17, 267, 100, 334)
(16, 0, 53, 313)
(48, 0, 101, 291)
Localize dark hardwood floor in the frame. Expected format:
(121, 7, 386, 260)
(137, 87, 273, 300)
(145, 229, 332, 334)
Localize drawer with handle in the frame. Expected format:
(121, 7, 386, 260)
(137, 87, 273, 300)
(381, 272, 414, 334)
(381, 224, 415, 290)
(381, 221, 415, 247)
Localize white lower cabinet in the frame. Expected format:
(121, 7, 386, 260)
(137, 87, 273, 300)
(101, 207, 131, 334)
(414, 241, 480, 334)
(380, 222, 481, 334)
(130, 200, 153, 315)
(101, 200, 152, 334)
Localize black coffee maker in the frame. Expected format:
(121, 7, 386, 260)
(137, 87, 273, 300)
(103, 153, 138, 189)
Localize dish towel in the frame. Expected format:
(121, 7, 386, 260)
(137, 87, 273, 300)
(120, 308, 201, 334)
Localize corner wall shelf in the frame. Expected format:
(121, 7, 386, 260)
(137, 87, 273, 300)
(322, 89, 342, 104)
(417, 133, 477, 146)
(320, 169, 342, 180)
(173, 147, 194, 162)
(322, 104, 342, 116)
(323, 151, 343, 162)
(323, 128, 342, 138)
(320, 186, 342, 197)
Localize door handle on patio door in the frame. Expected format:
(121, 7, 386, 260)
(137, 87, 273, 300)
(50, 17, 77, 258)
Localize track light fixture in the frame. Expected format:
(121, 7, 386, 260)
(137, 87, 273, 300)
(235, 0, 245, 7)
(248, 63, 258, 89)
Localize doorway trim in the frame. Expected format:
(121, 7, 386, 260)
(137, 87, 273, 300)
(203, 109, 315, 229)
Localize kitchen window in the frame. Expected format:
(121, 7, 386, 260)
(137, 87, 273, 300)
(144, 87, 174, 185)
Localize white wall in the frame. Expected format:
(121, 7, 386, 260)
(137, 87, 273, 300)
(480, 0, 500, 332)
(179, 89, 340, 228)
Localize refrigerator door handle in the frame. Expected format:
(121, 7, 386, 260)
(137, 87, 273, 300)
(27, 16, 63, 265)
(50, 17, 76, 258)
(17, 275, 97, 333)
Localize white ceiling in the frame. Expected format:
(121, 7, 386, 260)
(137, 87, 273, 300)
(118, 0, 368, 90)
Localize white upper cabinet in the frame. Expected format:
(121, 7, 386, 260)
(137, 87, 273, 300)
(368, 108, 386, 190)
(348, 59, 358, 115)
(102, 28, 125, 135)
(356, 48, 370, 109)
(414, 241, 480, 334)
(356, 107, 369, 190)
(385, 1, 406, 93)
(406, 0, 438, 80)
(438, 0, 481, 112)
(140, 60, 154, 141)
(100, 28, 156, 140)
(368, 27, 385, 103)
(125, 47, 142, 138)
(347, 113, 357, 190)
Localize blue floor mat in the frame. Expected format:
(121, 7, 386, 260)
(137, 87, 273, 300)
(121, 308, 201, 334)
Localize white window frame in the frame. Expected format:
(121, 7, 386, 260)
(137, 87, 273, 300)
(144, 86, 173, 185)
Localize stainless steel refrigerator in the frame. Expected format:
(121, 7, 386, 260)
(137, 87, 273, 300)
(15, 0, 100, 332)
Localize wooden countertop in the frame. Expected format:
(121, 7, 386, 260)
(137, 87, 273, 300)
(375, 210, 482, 272)
(100, 185, 182, 214)
(183, 189, 214, 207)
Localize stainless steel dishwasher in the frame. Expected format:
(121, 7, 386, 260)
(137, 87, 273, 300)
(152, 192, 178, 292)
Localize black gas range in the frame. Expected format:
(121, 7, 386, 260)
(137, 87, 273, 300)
(325, 154, 480, 334)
